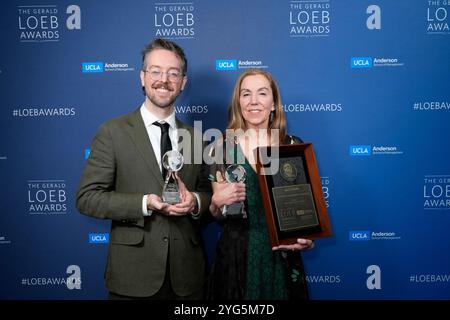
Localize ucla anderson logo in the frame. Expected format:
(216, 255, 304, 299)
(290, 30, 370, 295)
(82, 62, 103, 73)
(351, 57, 372, 68)
(216, 59, 237, 71)
(88, 233, 109, 244)
(349, 231, 371, 241)
(349, 145, 371, 156)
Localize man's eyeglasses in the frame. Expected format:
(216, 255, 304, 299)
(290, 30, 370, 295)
(144, 69, 183, 83)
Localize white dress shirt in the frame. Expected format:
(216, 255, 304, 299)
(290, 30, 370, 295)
(140, 103, 178, 172)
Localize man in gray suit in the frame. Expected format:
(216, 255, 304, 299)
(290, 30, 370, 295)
(76, 38, 211, 299)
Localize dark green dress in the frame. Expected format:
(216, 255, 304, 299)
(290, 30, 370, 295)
(207, 135, 309, 300)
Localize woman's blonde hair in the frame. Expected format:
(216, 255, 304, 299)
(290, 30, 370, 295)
(227, 69, 287, 143)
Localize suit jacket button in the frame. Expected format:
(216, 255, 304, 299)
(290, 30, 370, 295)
(163, 237, 168, 242)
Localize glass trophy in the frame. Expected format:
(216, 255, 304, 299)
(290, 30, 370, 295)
(161, 150, 184, 204)
(223, 164, 247, 218)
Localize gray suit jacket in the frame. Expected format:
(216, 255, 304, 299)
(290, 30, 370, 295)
(76, 108, 211, 297)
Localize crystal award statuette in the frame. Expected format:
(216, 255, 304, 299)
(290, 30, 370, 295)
(161, 150, 184, 204)
(223, 164, 247, 218)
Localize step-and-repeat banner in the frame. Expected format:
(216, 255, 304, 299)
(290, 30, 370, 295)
(1, 0, 449, 299)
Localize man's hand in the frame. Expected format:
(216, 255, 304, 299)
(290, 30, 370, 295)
(146, 194, 171, 214)
(147, 174, 198, 216)
(166, 173, 197, 216)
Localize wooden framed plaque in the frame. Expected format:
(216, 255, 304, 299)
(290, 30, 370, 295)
(256, 143, 332, 246)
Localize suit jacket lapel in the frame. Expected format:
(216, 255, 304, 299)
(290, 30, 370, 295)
(125, 108, 164, 188)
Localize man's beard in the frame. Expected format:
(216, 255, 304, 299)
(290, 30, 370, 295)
(147, 81, 179, 109)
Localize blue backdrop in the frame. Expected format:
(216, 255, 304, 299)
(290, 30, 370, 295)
(1, 0, 449, 300)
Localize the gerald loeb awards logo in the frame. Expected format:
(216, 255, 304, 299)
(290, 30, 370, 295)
(423, 175, 450, 210)
(321, 176, 330, 208)
(427, 1, 450, 34)
(27, 180, 67, 215)
(289, 0, 331, 37)
(18, 4, 81, 42)
(154, 2, 195, 39)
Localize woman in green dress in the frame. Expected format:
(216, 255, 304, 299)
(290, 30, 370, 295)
(207, 69, 315, 300)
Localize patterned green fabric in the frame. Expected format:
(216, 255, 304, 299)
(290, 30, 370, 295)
(235, 146, 287, 300)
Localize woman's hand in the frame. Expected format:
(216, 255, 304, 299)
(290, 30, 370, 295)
(272, 238, 315, 252)
(212, 182, 246, 207)
(209, 181, 246, 218)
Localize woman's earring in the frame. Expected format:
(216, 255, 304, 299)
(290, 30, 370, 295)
(269, 111, 274, 124)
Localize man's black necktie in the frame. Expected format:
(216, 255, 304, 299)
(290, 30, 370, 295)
(153, 121, 172, 178)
